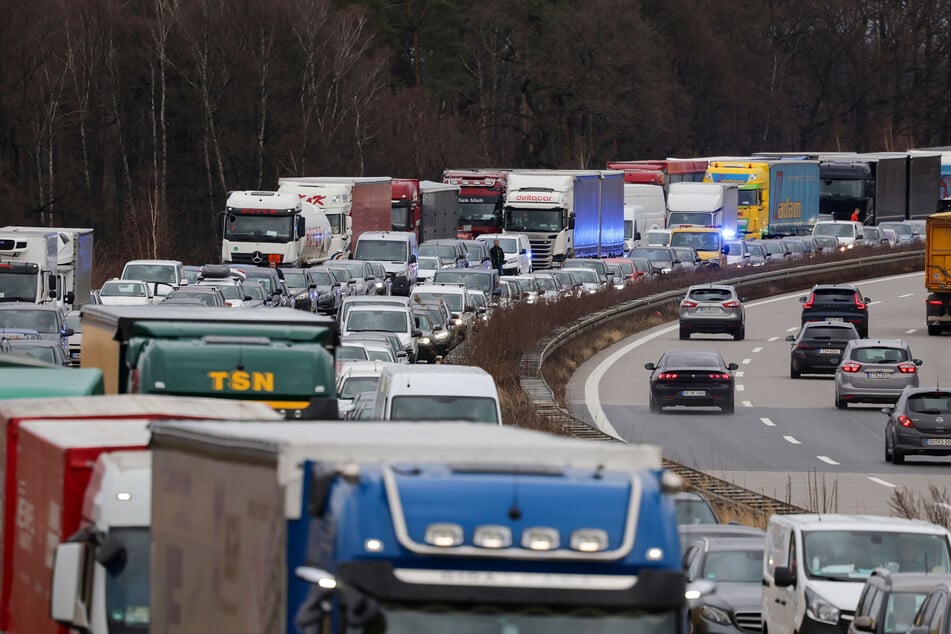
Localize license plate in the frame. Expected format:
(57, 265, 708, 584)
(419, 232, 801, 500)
(697, 307, 720, 313)
(926, 438, 951, 446)
(682, 390, 706, 396)
(819, 348, 841, 355)
(866, 371, 893, 379)
(826, 317, 843, 322)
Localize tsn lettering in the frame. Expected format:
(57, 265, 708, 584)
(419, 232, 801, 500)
(207, 371, 274, 392)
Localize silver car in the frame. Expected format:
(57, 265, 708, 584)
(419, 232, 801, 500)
(834, 339, 922, 409)
(679, 284, 746, 341)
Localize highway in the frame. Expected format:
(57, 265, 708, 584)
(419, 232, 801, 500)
(566, 271, 951, 516)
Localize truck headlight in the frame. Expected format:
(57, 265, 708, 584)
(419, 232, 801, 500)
(805, 587, 840, 625)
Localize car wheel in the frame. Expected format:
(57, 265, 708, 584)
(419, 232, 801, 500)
(891, 443, 906, 465)
(722, 398, 734, 414)
(928, 324, 941, 336)
(679, 325, 689, 340)
(649, 394, 661, 414)
(790, 361, 801, 379)
(835, 394, 847, 410)
(733, 325, 745, 341)
(885, 436, 893, 462)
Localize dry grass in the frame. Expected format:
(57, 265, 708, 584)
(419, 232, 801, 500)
(889, 484, 951, 529)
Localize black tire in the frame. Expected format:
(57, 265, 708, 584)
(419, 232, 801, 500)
(885, 437, 893, 462)
(722, 398, 735, 414)
(835, 394, 847, 410)
(649, 394, 662, 414)
(928, 324, 941, 336)
(679, 325, 689, 340)
(733, 325, 745, 341)
(790, 362, 801, 379)
(892, 446, 905, 465)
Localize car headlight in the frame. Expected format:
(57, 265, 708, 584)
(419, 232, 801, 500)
(806, 587, 840, 625)
(418, 337, 431, 345)
(699, 605, 732, 626)
(453, 318, 463, 326)
(434, 330, 450, 340)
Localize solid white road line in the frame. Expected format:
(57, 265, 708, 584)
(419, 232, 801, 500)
(817, 455, 839, 465)
(736, 385, 745, 392)
(742, 400, 753, 407)
(768, 336, 779, 341)
(868, 476, 898, 488)
(783, 435, 801, 445)
(752, 347, 763, 353)
(761, 417, 775, 427)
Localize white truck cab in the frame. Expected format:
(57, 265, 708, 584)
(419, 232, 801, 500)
(372, 364, 502, 424)
(762, 514, 951, 634)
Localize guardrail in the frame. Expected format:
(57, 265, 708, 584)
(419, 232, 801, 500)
(518, 250, 925, 515)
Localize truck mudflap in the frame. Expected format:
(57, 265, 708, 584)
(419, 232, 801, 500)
(267, 397, 338, 420)
(332, 561, 686, 609)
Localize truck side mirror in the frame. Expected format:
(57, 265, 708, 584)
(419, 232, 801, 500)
(567, 216, 575, 230)
(409, 254, 417, 264)
(66, 291, 75, 305)
(50, 542, 91, 628)
(49, 275, 57, 291)
(297, 216, 307, 237)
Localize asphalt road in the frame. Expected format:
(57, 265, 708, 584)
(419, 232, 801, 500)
(567, 271, 951, 516)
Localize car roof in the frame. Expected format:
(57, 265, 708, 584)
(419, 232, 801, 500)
(687, 284, 736, 291)
(771, 514, 950, 533)
(845, 338, 909, 349)
(346, 304, 410, 313)
(0, 303, 62, 312)
(867, 571, 951, 592)
(699, 536, 766, 552)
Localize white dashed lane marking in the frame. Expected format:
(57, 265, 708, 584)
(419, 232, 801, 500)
(768, 336, 779, 342)
(742, 401, 753, 407)
(817, 456, 839, 465)
(736, 385, 745, 392)
(783, 435, 801, 445)
(742, 358, 752, 365)
(735, 371, 744, 378)
(905, 329, 917, 334)
(761, 417, 775, 427)
(868, 477, 898, 488)
(752, 347, 763, 353)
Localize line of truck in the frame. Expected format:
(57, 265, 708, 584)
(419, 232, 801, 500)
(0, 226, 94, 311)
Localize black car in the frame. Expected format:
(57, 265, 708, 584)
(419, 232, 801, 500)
(800, 283, 870, 337)
(645, 350, 738, 414)
(163, 285, 227, 307)
(235, 265, 290, 306)
(883, 387, 951, 464)
(683, 537, 766, 634)
(419, 239, 470, 268)
(431, 268, 500, 297)
(850, 568, 951, 634)
(629, 246, 678, 274)
(462, 239, 492, 269)
(786, 320, 861, 378)
(301, 268, 344, 314)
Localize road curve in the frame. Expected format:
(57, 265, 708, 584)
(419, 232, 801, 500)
(567, 272, 951, 516)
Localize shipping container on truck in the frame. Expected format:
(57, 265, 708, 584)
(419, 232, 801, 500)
(419, 180, 460, 242)
(598, 170, 626, 258)
(442, 169, 511, 239)
(0, 226, 94, 309)
(766, 160, 820, 236)
(0, 395, 278, 634)
(148, 421, 687, 634)
(277, 177, 392, 258)
(607, 158, 708, 191)
(80, 304, 336, 395)
(925, 211, 951, 335)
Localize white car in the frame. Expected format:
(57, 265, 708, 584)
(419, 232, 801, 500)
(120, 259, 187, 296)
(96, 279, 156, 306)
(341, 304, 419, 363)
(335, 360, 392, 419)
(416, 255, 452, 282)
(476, 233, 532, 275)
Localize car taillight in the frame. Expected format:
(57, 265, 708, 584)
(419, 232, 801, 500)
(840, 362, 862, 373)
(657, 372, 679, 380)
(853, 293, 866, 310)
(802, 294, 815, 309)
(681, 300, 698, 308)
(708, 373, 731, 380)
(898, 415, 915, 428)
(795, 343, 813, 350)
(897, 363, 917, 374)
(927, 299, 943, 306)
(722, 300, 739, 308)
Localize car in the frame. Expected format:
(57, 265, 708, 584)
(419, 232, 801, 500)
(4, 339, 68, 366)
(881, 227, 900, 247)
(241, 283, 269, 308)
(745, 242, 768, 266)
(561, 267, 604, 294)
(909, 581, 951, 634)
(786, 320, 861, 378)
(604, 258, 638, 285)
(548, 269, 584, 296)
(800, 283, 870, 337)
(721, 240, 751, 268)
(412, 310, 447, 363)
(461, 239, 491, 269)
(812, 234, 841, 253)
(337, 295, 412, 333)
(509, 275, 547, 304)
(63, 310, 82, 366)
(475, 233, 532, 275)
(630, 257, 658, 279)
(234, 266, 290, 306)
(679, 284, 746, 341)
(0, 303, 72, 358)
(410, 283, 475, 337)
(162, 285, 227, 307)
(672, 491, 720, 526)
(834, 339, 922, 409)
(352, 230, 419, 296)
(431, 268, 500, 298)
(643, 228, 672, 247)
(467, 290, 491, 328)
(182, 265, 202, 285)
(295, 268, 344, 315)
(195, 265, 253, 307)
(120, 259, 187, 296)
(97, 279, 156, 306)
(562, 258, 612, 285)
(326, 260, 380, 296)
(529, 272, 565, 299)
(341, 332, 408, 364)
(758, 239, 791, 261)
(419, 238, 470, 268)
(683, 537, 766, 634)
(670, 246, 703, 271)
(344, 339, 398, 363)
(645, 349, 739, 414)
(781, 236, 807, 259)
(326, 265, 364, 296)
(850, 568, 951, 634)
(412, 300, 458, 351)
(862, 226, 886, 247)
(416, 255, 452, 282)
(678, 524, 766, 556)
(878, 221, 917, 245)
(812, 220, 865, 248)
(347, 390, 379, 421)
(883, 386, 951, 464)
(628, 246, 679, 274)
(341, 304, 419, 362)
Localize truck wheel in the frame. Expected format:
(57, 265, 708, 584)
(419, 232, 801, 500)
(928, 324, 941, 336)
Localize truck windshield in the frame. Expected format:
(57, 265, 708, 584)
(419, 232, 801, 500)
(0, 270, 38, 302)
(325, 211, 344, 234)
(803, 530, 951, 581)
(361, 604, 678, 632)
(391, 204, 413, 231)
(391, 395, 498, 423)
(668, 212, 713, 226)
(355, 239, 407, 262)
(104, 527, 150, 633)
(737, 189, 759, 207)
(458, 201, 499, 223)
(821, 178, 865, 198)
(224, 214, 294, 242)
(504, 208, 564, 232)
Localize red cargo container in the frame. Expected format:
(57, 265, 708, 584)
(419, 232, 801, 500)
(11, 420, 149, 634)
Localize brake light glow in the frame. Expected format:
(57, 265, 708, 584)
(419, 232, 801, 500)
(853, 293, 866, 310)
(681, 300, 698, 308)
(708, 373, 731, 380)
(927, 299, 943, 306)
(795, 343, 813, 350)
(840, 362, 862, 373)
(897, 363, 917, 374)
(722, 300, 739, 308)
(803, 294, 815, 309)
(898, 415, 915, 428)
(657, 372, 679, 380)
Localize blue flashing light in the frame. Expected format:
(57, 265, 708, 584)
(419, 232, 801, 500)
(721, 228, 736, 240)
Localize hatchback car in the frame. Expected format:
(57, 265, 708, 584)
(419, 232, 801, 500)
(5, 339, 68, 365)
(883, 387, 951, 464)
(684, 537, 766, 634)
(909, 582, 951, 634)
(419, 239, 470, 268)
(679, 284, 746, 341)
(786, 321, 861, 378)
(834, 339, 922, 409)
(645, 349, 739, 414)
(801, 284, 871, 337)
(851, 569, 948, 634)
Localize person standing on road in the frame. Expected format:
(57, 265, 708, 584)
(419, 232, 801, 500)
(850, 208, 861, 222)
(489, 239, 505, 278)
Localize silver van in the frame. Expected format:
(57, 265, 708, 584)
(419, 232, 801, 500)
(372, 365, 502, 424)
(353, 231, 418, 296)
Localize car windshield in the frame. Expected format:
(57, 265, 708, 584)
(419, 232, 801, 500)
(803, 530, 951, 580)
(747, 244, 765, 256)
(465, 244, 486, 261)
(432, 271, 493, 293)
(629, 248, 672, 263)
(412, 291, 464, 312)
(64, 313, 82, 332)
(104, 527, 150, 632)
(100, 282, 147, 297)
(355, 239, 407, 261)
(0, 310, 59, 332)
(675, 499, 719, 525)
(122, 264, 177, 285)
(418, 258, 439, 270)
(346, 310, 409, 333)
(662, 351, 722, 369)
(534, 276, 557, 291)
(283, 271, 307, 289)
(202, 283, 240, 300)
(307, 271, 333, 286)
(9, 344, 59, 364)
(414, 313, 434, 330)
(880, 222, 913, 236)
(419, 245, 457, 259)
(883, 592, 928, 634)
(611, 261, 634, 275)
(390, 395, 499, 423)
(645, 231, 670, 246)
(802, 326, 856, 340)
(332, 262, 366, 278)
(761, 241, 784, 254)
(701, 549, 763, 583)
(813, 223, 856, 238)
(564, 269, 598, 283)
(907, 392, 951, 414)
(244, 285, 265, 300)
(783, 240, 803, 252)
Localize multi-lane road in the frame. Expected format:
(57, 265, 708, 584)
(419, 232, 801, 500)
(567, 271, 951, 516)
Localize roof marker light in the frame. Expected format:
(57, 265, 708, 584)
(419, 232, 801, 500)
(646, 547, 664, 561)
(116, 493, 132, 502)
(364, 539, 384, 553)
(570, 529, 609, 553)
(474, 525, 512, 549)
(522, 527, 560, 551)
(425, 523, 464, 547)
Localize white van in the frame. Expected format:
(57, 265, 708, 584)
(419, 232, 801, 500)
(762, 514, 951, 634)
(624, 184, 666, 237)
(372, 364, 503, 424)
(812, 221, 864, 248)
(352, 231, 418, 296)
(476, 232, 531, 274)
(120, 259, 187, 297)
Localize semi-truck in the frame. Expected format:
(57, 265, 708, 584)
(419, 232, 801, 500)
(221, 190, 333, 267)
(141, 420, 687, 633)
(0, 395, 279, 634)
(441, 169, 510, 239)
(925, 211, 951, 335)
(503, 170, 624, 268)
(0, 226, 94, 309)
(665, 182, 739, 236)
(390, 179, 459, 243)
(80, 304, 337, 398)
(277, 177, 392, 259)
(607, 158, 709, 190)
(704, 160, 819, 238)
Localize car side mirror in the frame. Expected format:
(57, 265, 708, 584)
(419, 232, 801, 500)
(785, 335, 795, 342)
(308, 283, 317, 290)
(740, 296, 748, 302)
(799, 296, 807, 303)
(180, 278, 189, 286)
(864, 297, 871, 302)
(64, 328, 75, 337)
(773, 566, 796, 588)
(412, 329, 422, 338)
(477, 307, 487, 314)
(914, 359, 923, 366)
(332, 282, 341, 288)
(347, 280, 356, 285)
(727, 362, 739, 371)
(493, 288, 502, 296)
(397, 350, 408, 358)
(881, 407, 893, 415)
(433, 324, 443, 331)
(644, 362, 656, 371)
(244, 295, 253, 301)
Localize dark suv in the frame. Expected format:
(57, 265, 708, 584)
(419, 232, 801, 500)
(800, 284, 870, 337)
(851, 568, 951, 634)
(786, 320, 861, 378)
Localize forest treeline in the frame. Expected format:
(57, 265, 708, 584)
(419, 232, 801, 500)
(1, 0, 949, 264)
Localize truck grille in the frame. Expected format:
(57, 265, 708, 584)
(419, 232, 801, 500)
(734, 611, 762, 633)
(529, 238, 553, 269)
